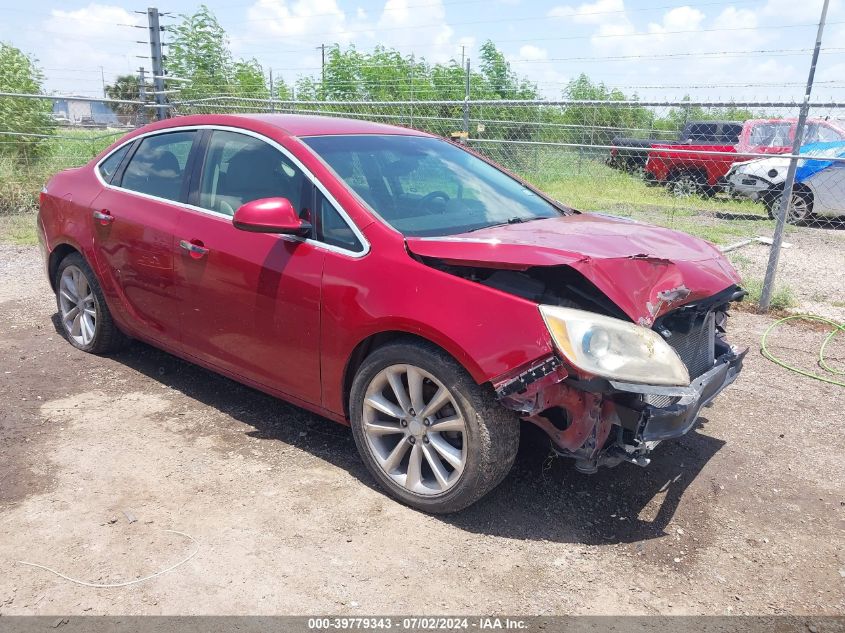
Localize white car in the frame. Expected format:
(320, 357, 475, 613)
(727, 141, 845, 223)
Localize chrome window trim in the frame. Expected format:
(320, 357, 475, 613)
(92, 124, 370, 259)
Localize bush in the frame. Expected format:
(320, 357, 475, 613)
(0, 43, 55, 162)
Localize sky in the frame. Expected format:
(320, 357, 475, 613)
(1, 0, 844, 102)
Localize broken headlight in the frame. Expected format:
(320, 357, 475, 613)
(539, 305, 690, 386)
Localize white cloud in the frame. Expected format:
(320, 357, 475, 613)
(549, 0, 634, 40)
(518, 45, 548, 61)
(40, 3, 143, 94)
(236, 0, 466, 66)
(548, 0, 625, 24)
(648, 6, 705, 33)
(245, 0, 355, 44)
(376, 0, 456, 62)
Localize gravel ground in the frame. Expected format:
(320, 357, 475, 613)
(725, 223, 845, 321)
(0, 244, 843, 616)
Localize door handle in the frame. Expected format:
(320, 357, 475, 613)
(179, 239, 209, 259)
(93, 210, 114, 225)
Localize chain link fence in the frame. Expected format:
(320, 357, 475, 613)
(2, 91, 843, 317)
(175, 97, 845, 229)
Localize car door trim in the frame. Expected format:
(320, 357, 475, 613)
(93, 124, 370, 259)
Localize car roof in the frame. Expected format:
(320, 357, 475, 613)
(146, 113, 433, 138)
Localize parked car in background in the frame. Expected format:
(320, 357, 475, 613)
(608, 121, 742, 174)
(727, 141, 845, 223)
(646, 118, 845, 198)
(38, 114, 747, 513)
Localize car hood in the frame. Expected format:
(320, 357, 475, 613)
(405, 214, 741, 325)
(732, 156, 789, 178)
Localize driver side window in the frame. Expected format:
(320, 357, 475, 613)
(198, 130, 307, 217)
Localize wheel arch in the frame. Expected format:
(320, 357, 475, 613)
(764, 182, 814, 211)
(47, 242, 84, 291)
(341, 329, 484, 420)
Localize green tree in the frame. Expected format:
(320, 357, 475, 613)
(0, 43, 54, 160)
(558, 73, 653, 146)
(168, 5, 289, 108)
(477, 40, 535, 100)
(105, 74, 152, 123)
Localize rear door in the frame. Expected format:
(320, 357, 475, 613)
(91, 129, 198, 345)
(172, 128, 325, 404)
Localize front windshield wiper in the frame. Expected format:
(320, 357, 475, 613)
(465, 216, 539, 232)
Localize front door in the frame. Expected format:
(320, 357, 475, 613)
(173, 129, 324, 405)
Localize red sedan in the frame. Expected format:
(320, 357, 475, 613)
(38, 114, 746, 513)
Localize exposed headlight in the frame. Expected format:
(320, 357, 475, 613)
(539, 305, 690, 386)
(767, 169, 778, 178)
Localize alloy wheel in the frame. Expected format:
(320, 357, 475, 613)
(780, 192, 811, 223)
(58, 265, 97, 347)
(362, 364, 467, 496)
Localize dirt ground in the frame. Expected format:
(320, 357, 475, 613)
(0, 243, 843, 616)
(724, 222, 845, 322)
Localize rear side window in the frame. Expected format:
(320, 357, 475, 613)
(98, 144, 131, 183)
(120, 131, 196, 202)
(720, 124, 742, 143)
(686, 123, 717, 142)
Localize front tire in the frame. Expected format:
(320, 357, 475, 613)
(764, 188, 813, 224)
(349, 340, 520, 513)
(55, 253, 127, 354)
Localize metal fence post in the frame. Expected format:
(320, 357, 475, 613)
(462, 58, 470, 144)
(759, 0, 829, 312)
(137, 67, 148, 126)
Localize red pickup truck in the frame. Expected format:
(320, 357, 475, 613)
(645, 118, 845, 197)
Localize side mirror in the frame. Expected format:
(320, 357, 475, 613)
(232, 197, 312, 237)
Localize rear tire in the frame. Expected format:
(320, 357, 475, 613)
(349, 340, 520, 513)
(669, 171, 706, 198)
(55, 252, 128, 354)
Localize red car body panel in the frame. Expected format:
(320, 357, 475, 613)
(645, 118, 845, 185)
(39, 113, 742, 434)
(173, 207, 325, 405)
(405, 214, 740, 325)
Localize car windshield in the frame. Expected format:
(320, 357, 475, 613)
(303, 134, 563, 237)
(749, 123, 793, 148)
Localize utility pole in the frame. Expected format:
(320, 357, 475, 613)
(759, 0, 829, 311)
(137, 67, 148, 126)
(100, 66, 106, 98)
(147, 7, 167, 121)
(269, 68, 275, 113)
(317, 43, 326, 95)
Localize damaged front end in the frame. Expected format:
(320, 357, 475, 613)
(404, 213, 748, 472)
(492, 286, 747, 473)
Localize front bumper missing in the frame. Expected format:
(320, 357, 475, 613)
(497, 346, 746, 470)
(611, 347, 747, 442)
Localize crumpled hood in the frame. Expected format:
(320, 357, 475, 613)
(406, 213, 741, 325)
